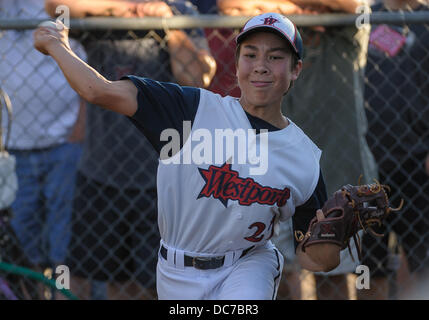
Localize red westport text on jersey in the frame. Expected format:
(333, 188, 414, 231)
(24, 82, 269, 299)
(197, 163, 290, 207)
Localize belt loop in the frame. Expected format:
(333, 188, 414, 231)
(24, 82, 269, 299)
(223, 251, 234, 267)
(175, 249, 185, 270)
(167, 246, 175, 268)
(159, 239, 164, 258)
(233, 249, 243, 264)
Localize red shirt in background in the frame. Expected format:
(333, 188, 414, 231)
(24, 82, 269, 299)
(204, 28, 241, 98)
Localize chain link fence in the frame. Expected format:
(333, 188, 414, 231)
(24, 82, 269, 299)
(1, 4, 429, 300)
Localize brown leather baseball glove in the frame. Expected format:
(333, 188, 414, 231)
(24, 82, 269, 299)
(297, 181, 404, 261)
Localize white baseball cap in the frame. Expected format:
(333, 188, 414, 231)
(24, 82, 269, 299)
(236, 12, 304, 60)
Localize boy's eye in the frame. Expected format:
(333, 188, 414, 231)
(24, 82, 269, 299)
(244, 54, 256, 58)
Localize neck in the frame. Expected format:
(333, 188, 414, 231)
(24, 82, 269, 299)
(239, 99, 289, 129)
(384, 0, 424, 10)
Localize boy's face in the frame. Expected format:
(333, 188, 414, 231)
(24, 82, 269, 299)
(236, 31, 302, 109)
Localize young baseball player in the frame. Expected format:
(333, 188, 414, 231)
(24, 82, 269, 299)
(33, 12, 341, 299)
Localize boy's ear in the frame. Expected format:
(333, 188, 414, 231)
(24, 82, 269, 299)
(292, 60, 303, 81)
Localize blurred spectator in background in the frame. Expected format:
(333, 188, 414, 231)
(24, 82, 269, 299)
(190, 0, 240, 97)
(189, 0, 218, 14)
(216, 0, 377, 300)
(360, 0, 429, 300)
(45, 0, 215, 300)
(0, 0, 85, 299)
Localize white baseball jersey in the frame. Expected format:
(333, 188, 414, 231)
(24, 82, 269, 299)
(126, 76, 323, 255)
(126, 76, 328, 299)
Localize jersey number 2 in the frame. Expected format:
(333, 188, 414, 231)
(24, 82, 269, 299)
(244, 217, 275, 242)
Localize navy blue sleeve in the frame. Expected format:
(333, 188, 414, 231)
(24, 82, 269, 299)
(124, 75, 200, 154)
(292, 170, 328, 251)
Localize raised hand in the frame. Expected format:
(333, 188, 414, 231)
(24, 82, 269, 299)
(33, 20, 70, 56)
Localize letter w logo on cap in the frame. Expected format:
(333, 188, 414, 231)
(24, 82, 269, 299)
(263, 17, 278, 26)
